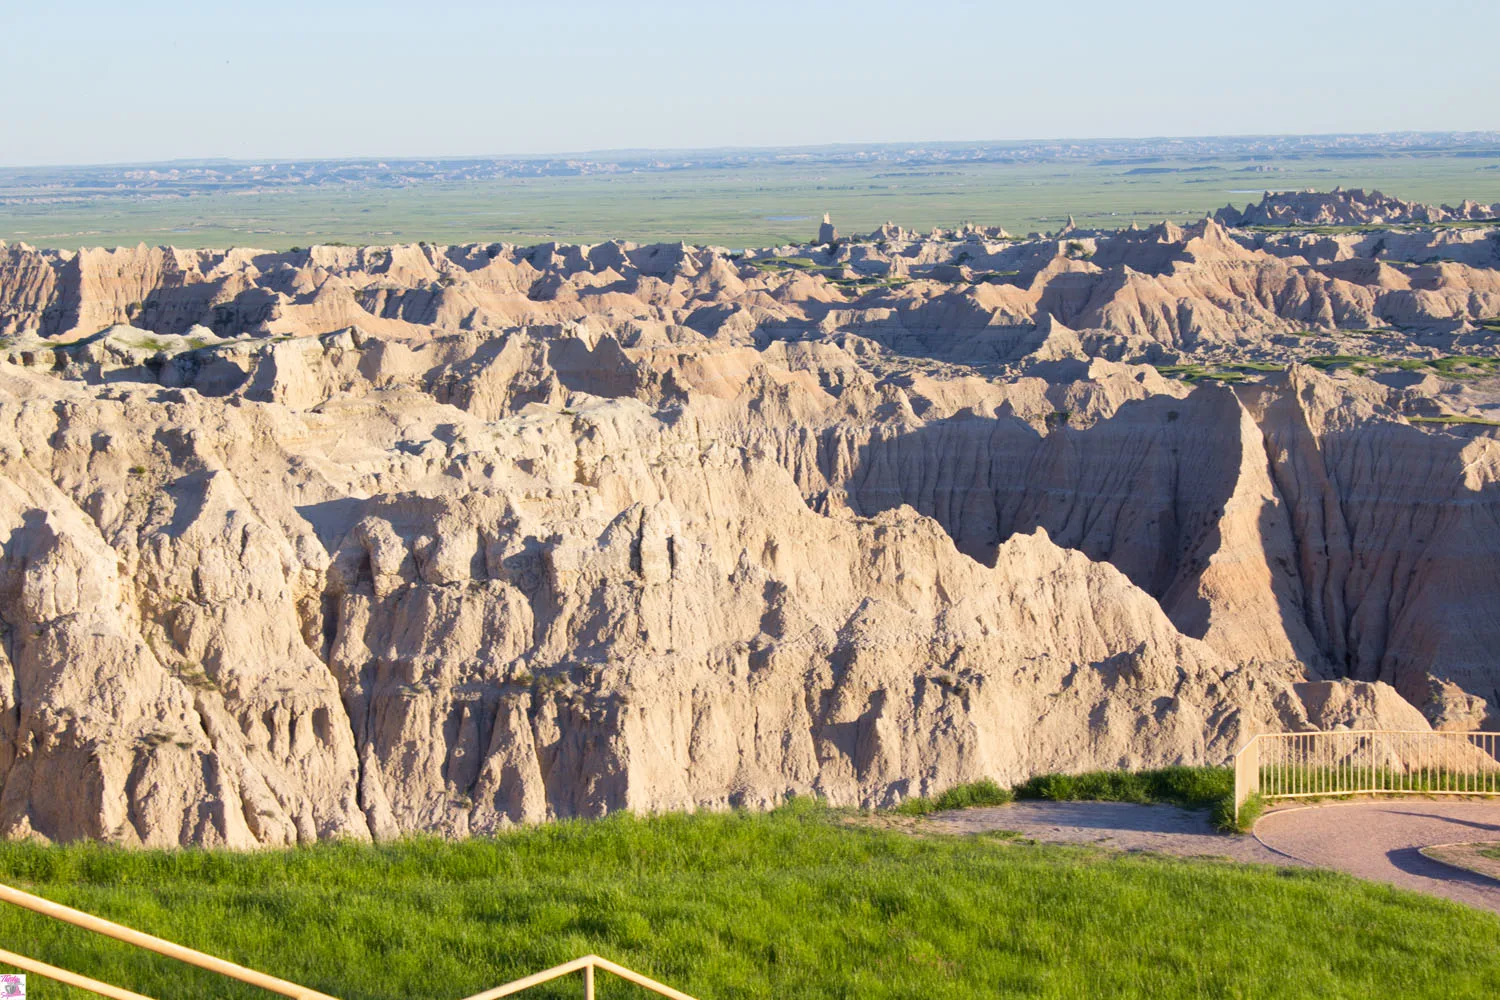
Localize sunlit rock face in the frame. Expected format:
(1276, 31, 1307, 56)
(1, 217, 1498, 844)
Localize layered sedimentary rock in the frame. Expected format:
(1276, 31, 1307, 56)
(1215, 187, 1500, 227)
(2, 205, 1500, 845)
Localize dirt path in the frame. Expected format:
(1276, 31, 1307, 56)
(928, 798, 1500, 913)
(927, 800, 1286, 864)
(1254, 799, 1500, 913)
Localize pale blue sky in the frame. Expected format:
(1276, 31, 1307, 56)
(1, 0, 1496, 166)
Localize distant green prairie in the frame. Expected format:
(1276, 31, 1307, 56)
(3, 152, 1499, 252)
(1, 801, 1496, 999)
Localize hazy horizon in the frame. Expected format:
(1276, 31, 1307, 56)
(3, 0, 1497, 169)
(4, 129, 1500, 172)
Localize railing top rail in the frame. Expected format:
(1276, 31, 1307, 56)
(460, 956, 595, 1000)
(1254, 729, 1494, 737)
(0, 947, 155, 1000)
(0, 879, 700, 1000)
(1233, 726, 1500, 822)
(1239, 730, 1496, 754)
(460, 955, 697, 1000)
(591, 956, 700, 1000)
(0, 882, 338, 1000)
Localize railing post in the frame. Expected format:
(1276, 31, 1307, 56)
(585, 960, 595, 1000)
(1234, 736, 1260, 823)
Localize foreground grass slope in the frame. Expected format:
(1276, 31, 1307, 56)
(1, 801, 1496, 1000)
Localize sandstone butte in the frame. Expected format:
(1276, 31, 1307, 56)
(0, 201, 1498, 847)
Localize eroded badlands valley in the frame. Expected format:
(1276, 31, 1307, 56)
(1, 188, 1499, 846)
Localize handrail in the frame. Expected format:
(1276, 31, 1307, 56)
(0, 880, 700, 1000)
(0, 947, 155, 1000)
(1242, 728, 1490, 737)
(461, 954, 699, 1000)
(0, 882, 339, 1000)
(591, 956, 699, 999)
(461, 956, 595, 1000)
(1233, 729, 1500, 821)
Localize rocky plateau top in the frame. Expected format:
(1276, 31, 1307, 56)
(1215, 186, 1500, 227)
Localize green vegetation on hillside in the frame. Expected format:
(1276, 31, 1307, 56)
(1422, 355, 1500, 378)
(1012, 765, 1254, 831)
(1155, 354, 1500, 385)
(894, 766, 1234, 822)
(2, 801, 1497, 1000)
(1409, 414, 1500, 427)
(893, 778, 1014, 816)
(744, 256, 817, 271)
(1304, 354, 1500, 379)
(826, 275, 911, 295)
(1014, 765, 1232, 809)
(1154, 362, 1284, 383)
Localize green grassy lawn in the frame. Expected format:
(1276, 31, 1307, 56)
(2, 800, 1497, 1000)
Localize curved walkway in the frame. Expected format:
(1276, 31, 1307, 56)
(928, 798, 1500, 913)
(1254, 799, 1500, 912)
(929, 800, 1286, 863)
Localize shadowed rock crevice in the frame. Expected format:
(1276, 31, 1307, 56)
(816, 368, 1500, 728)
(830, 385, 1322, 673)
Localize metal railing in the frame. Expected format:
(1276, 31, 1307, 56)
(460, 955, 698, 1000)
(1233, 730, 1500, 821)
(0, 881, 698, 1000)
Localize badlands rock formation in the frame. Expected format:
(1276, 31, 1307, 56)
(1216, 187, 1500, 227)
(1, 202, 1499, 846)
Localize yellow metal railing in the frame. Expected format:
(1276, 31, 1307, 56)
(0, 881, 698, 1000)
(1234, 729, 1500, 821)
(460, 954, 698, 1000)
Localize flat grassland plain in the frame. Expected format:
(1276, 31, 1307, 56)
(2, 803, 1497, 1000)
(4, 136, 1500, 250)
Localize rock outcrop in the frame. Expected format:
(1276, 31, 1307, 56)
(2, 204, 1500, 846)
(1216, 187, 1500, 228)
(817, 214, 838, 245)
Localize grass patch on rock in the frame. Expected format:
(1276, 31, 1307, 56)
(1306, 354, 1500, 380)
(897, 767, 1253, 831)
(1410, 414, 1500, 427)
(744, 256, 816, 272)
(893, 779, 1013, 816)
(1154, 363, 1286, 383)
(1010, 766, 1266, 833)
(1014, 765, 1232, 809)
(3, 801, 1499, 999)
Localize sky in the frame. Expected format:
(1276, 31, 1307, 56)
(1, 0, 1496, 167)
